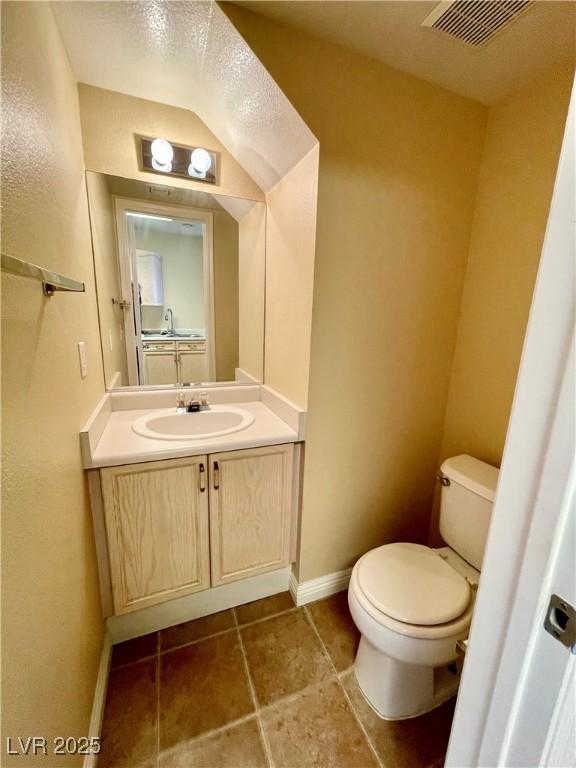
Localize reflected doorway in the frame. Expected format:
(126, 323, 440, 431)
(115, 199, 215, 386)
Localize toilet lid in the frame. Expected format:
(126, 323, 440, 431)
(357, 543, 470, 626)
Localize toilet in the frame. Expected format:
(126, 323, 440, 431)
(348, 454, 499, 720)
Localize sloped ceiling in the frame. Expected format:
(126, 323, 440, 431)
(231, 1, 575, 105)
(51, 0, 317, 193)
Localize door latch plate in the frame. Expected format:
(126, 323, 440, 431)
(543, 594, 576, 652)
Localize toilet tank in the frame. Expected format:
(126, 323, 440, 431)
(439, 455, 499, 570)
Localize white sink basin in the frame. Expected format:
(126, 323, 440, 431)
(132, 406, 255, 441)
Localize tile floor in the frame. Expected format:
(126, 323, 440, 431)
(99, 591, 454, 768)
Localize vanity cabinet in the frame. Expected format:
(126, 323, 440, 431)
(101, 456, 210, 614)
(143, 340, 207, 385)
(209, 445, 293, 586)
(143, 343, 178, 385)
(178, 341, 208, 383)
(98, 444, 295, 615)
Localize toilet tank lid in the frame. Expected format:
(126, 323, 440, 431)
(441, 455, 499, 502)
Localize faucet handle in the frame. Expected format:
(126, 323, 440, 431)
(186, 396, 200, 412)
(199, 391, 210, 409)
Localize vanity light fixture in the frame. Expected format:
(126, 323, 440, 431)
(126, 212, 173, 222)
(188, 147, 212, 179)
(150, 138, 174, 173)
(139, 136, 218, 185)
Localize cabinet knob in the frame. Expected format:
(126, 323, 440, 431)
(199, 463, 206, 493)
(213, 461, 220, 490)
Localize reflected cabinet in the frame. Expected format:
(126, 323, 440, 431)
(142, 339, 208, 385)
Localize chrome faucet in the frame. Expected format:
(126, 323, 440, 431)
(164, 307, 174, 334)
(176, 391, 210, 413)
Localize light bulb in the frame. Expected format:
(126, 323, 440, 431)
(150, 138, 173, 172)
(188, 148, 212, 178)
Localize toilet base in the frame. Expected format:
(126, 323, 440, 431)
(353, 637, 461, 720)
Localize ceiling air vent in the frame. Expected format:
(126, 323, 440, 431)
(422, 0, 534, 48)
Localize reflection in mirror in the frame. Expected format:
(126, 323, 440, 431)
(85, 172, 265, 389)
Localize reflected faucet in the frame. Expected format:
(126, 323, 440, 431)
(164, 307, 174, 334)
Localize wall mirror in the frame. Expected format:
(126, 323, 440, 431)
(85, 172, 265, 389)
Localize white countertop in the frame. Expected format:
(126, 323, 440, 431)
(141, 334, 205, 342)
(88, 401, 299, 468)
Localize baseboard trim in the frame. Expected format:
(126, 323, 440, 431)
(107, 567, 291, 643)
(289, 567, 352, 606)
(84, 632, 112, 768)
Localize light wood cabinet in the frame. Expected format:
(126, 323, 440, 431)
(178, 349, 207, 383)
(143, 340, 207, 384)
(143, 350, 178, 385)
(98, 444, 296, 615)
(209, 444, 294, 586)
(101, 456, 210, 614)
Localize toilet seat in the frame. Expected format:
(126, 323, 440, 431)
(350, 564, 474, 641)
(352, 543, 473, 639)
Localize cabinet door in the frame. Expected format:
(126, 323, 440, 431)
(178, 351, 207, 383)
(209, 444, 294, 586)
(144, 351, 178, 385)
(101, 457, 210, 614)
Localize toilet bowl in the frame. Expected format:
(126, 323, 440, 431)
(348, 455, 499, 720)
(348, 543, 478, 719)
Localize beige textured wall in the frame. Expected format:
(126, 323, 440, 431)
(78, 84, 264, 202)
(85, 172, 129, 387)
(238, 203, 266, 381)
(1, 3, 105, 762)
(439, 65, 574, 468)
(226, 7, 487, 580)
(264, 146, 319, 407)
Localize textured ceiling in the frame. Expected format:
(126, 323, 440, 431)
(231, 0, 575, 104)
(51, 1, 317, 192)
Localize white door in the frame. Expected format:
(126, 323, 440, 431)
(524, 473, 575, 768)
(113, 209, 140, 385)
(446, 77, 575, 768)
(129, 232, 145, 384)
(492, 344, 575, 767)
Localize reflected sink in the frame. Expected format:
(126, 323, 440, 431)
(132, 406, 255, 441)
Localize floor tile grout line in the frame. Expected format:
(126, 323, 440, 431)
(256, 673, 337, 716)
(110, 598, 367, 764)
(159, 626, 237, 656)
(337, 676, 385, 768)
(143, 636, 351, 762)
(157, 712, 261, 760)
(155, 675, 348, 759)
(303, 606, 385, 768)
(155, 672, 345, 763)
(110, 651, 158, 671)
(235, 605, 298, 629)
(112, 605, 300, 670)
(234, 609, 276, 768)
